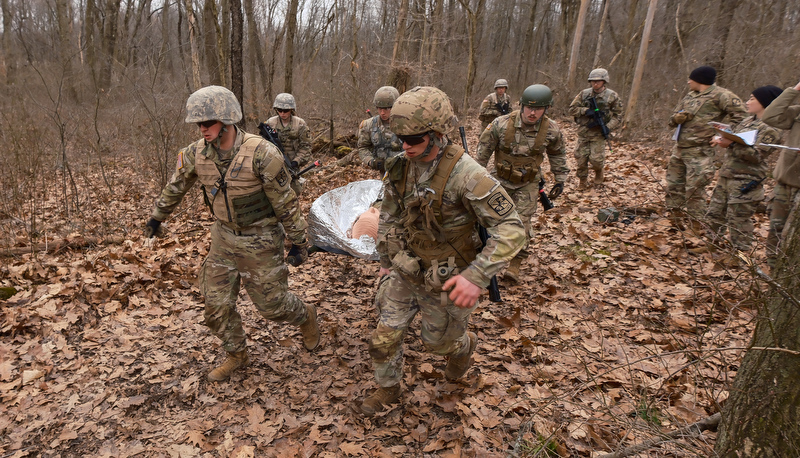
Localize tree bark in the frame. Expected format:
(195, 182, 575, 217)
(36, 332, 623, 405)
(457, 0, 486, 112)
(708, 0, 737, 85)
(284, 0, 300, 93)
(99, 0, 122, 91)
(185, 0, 202, 91)
(516, 0, 539, 86)
(1, 0, 16, 86)
(230, 0, 244, 126)
(592, 0, 610, 68)
(244, 0, 268, 104)
(203, 0, 223, 86)
(715, 209, 800, 455)
(567, 0, 589, 90)
(55, 0, 78, 101)
(623, 0, 657, 131)
(390, 0, 409, 68)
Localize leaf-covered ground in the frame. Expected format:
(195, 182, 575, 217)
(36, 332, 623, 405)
(0, 119, 771, 457)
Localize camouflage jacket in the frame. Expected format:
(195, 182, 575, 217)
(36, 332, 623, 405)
(476, 112, 569, 188)
(150, 127, 308, 244)
(378, 145, 526, 288)
(718, 116, 780, 180)
(669, 84, 746, 148)
(762, 87, 800, 188)
(356, 115, 403, 169)
(479, 92, 512, 122)
(266, 115, 312, 166)
(568, 87, 624, 139)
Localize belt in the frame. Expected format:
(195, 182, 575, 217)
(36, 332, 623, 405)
(218, 222, 272, 236)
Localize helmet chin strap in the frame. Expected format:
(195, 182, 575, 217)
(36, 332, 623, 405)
(210, 124, 229, 149)
(415, 131, 444, 160)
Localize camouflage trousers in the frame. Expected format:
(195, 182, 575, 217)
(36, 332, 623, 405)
(706, 176, 764, 251)
(504, 181, 537, 260)
(199, 221, 309, 353)
(767, 182, 800, 264)
(574, 137, 607, 179)
(369, 270, 477, 387)
(666, 146, 716, 218)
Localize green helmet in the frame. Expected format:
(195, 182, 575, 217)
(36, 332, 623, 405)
(185, 86, 242, 125)
(390, 86, 456, 135)
(373, 86, 400, 108)
(588, 68, 609, 83)
(520, 84, 553, 108)
(273, 93, 296, 110)
(494, 78, 509, 89)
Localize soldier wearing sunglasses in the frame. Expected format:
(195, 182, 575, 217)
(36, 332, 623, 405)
(265, 93, 313, 170)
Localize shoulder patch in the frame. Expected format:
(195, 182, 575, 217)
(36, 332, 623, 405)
(176, 150, 184, 171)
(487, 191, 514, 216)
(468, 175, 499, 199)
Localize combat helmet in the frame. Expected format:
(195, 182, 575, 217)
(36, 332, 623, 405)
(373, 86, 400, 108)
(494, 79, 509, 89)
(273, 93, 297, 111)
(520, 84, 553, 108)
(185, 86, 242, 125)
(390, 86, 456, 136)
(588, 68, 610, 83)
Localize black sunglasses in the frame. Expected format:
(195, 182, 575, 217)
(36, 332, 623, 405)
(397, 132, 430, 146)
(197, 120, 218, 129)
(276, 108, 292, 113)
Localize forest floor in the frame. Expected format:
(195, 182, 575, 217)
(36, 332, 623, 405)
(0, 117, 776, 457)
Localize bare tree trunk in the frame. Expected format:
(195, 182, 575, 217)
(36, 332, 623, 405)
(708, 0, 737, 85)
(390, 0, 409, 68)
(99, 0, 122, 91)
(350, 0, 360, 92)
(284, 0, 300, 93)
(244, 0, 268, 103)
(567, 0, 589, 90)
(185, 0, 202, 91)
(715, 207, 800, 455)
(230, 0, 244, 126)
(159, 1, 174, 78)
(55, 0, 78, 101)
(1, 0, 16, 86)
(516, 0, 539, 85)
(427, 0, 443, 65)
(457, 0, 486, 112)
(203, 0, 222, 85)
(221, 0, 232, 87)
(592, 0, 610, 68)
(623, 0, 657, 131)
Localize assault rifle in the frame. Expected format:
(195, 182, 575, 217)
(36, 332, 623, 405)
(495, 101, 511, 116)
(460, 126, 502, 303)
(257, 122, 320, 178)
(586, 96, 611, 139)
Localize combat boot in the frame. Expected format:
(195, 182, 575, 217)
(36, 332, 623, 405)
(504, 257, 523, 283)
(579, 177, 590, 190)
(207, 350, 249, 382)
(359, 385, 401, 416)
(593, 168, 604, 185)
(445, 332, 478, 381)
(299, 303, 320, 351)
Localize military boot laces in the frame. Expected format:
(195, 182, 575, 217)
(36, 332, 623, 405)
(504, 258, 523, 284)
(359, 385, 401, 416)
(445, 332, 478, 381)
(207, 350, 249, 382)
(299, 303, 320, 351)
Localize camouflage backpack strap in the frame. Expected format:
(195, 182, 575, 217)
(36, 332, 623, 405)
(428, 145, 464, 224)
(502, 110, 519, 151)
(385, 154, 410, 209)
(533, 117, 550, 150)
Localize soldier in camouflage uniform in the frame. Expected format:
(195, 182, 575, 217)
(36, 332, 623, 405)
(568, 68, 624, 189)
(358, 87, 526, 416)
(476, 84, 569, 283)
(265, 93, 313, 167)
(356, 86, 403, 174)
(144, 86, 320, 382)
(762, 80, 800, 268)
(698, 86, 782, 261)
(479, 79, 512, 130)
(667, 66, 746, 222)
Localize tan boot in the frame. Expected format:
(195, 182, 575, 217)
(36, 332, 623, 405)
(207, 350, 249, 382)
(504, 257, 523, 283)
(445, 332, 478, 381)
(579, 178, 590, 190)
(593, 168, 604, 185)
(359, 385, 401, 416)
(299, 303, 320, 351)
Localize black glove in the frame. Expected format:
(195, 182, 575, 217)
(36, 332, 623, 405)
(290, 160, 299, 170)
(286, 240, 309, 267)
(370, 158, 385, 172)
(548, 183, 564, 200)
(144, 218, 162, 238)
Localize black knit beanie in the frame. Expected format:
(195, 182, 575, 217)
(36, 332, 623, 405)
(689, 66, 716, 85)
(751, 85, 783, 109)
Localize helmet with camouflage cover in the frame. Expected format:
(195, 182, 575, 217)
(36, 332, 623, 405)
(390, 86, 456, 136)
(273, 93, 297, 110)
(520, 84, 553, 108)
(494, 79, 509, 89)
(373, 86, 400, 108)
(185, 85, 242, 125)
(588, 68, 610, 83)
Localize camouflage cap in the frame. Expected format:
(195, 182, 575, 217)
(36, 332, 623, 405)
(273, 93, 297, 110)
(390, 86, 456, 136)
(588, 68, 609, 83)
(494, 78, 509, 89)
(185, 86, 242, 125)
(373, 86, 400, 108)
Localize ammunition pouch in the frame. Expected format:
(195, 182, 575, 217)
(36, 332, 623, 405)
(391, 250, 422, 280)
(494, 151, 538, 184)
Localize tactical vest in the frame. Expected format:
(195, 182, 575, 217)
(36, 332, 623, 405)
(387, 145, 479, 269)
(369, 116, 401, 160)
(267, 116, 303, 161)
(493, 111, 550, 184)
(195, 134, 275, 229)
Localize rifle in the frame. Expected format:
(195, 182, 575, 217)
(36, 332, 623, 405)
(495, 101, 511, 116)
(258, 122, 320, 178)
(739, 177, 765, 196)
(459, 126, 502, 303)
(538, 178, 554, 211)
(586, 96, 611, 139)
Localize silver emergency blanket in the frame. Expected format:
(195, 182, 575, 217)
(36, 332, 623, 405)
(308, 179, 383, 260)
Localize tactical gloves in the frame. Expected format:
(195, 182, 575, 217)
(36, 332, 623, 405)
(144, 218, 163, 238)
(286, 240, 309, 267)
(548, 182, 564, 200)
(672, 111, 694, 125)
(369, 158, 385, 172)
